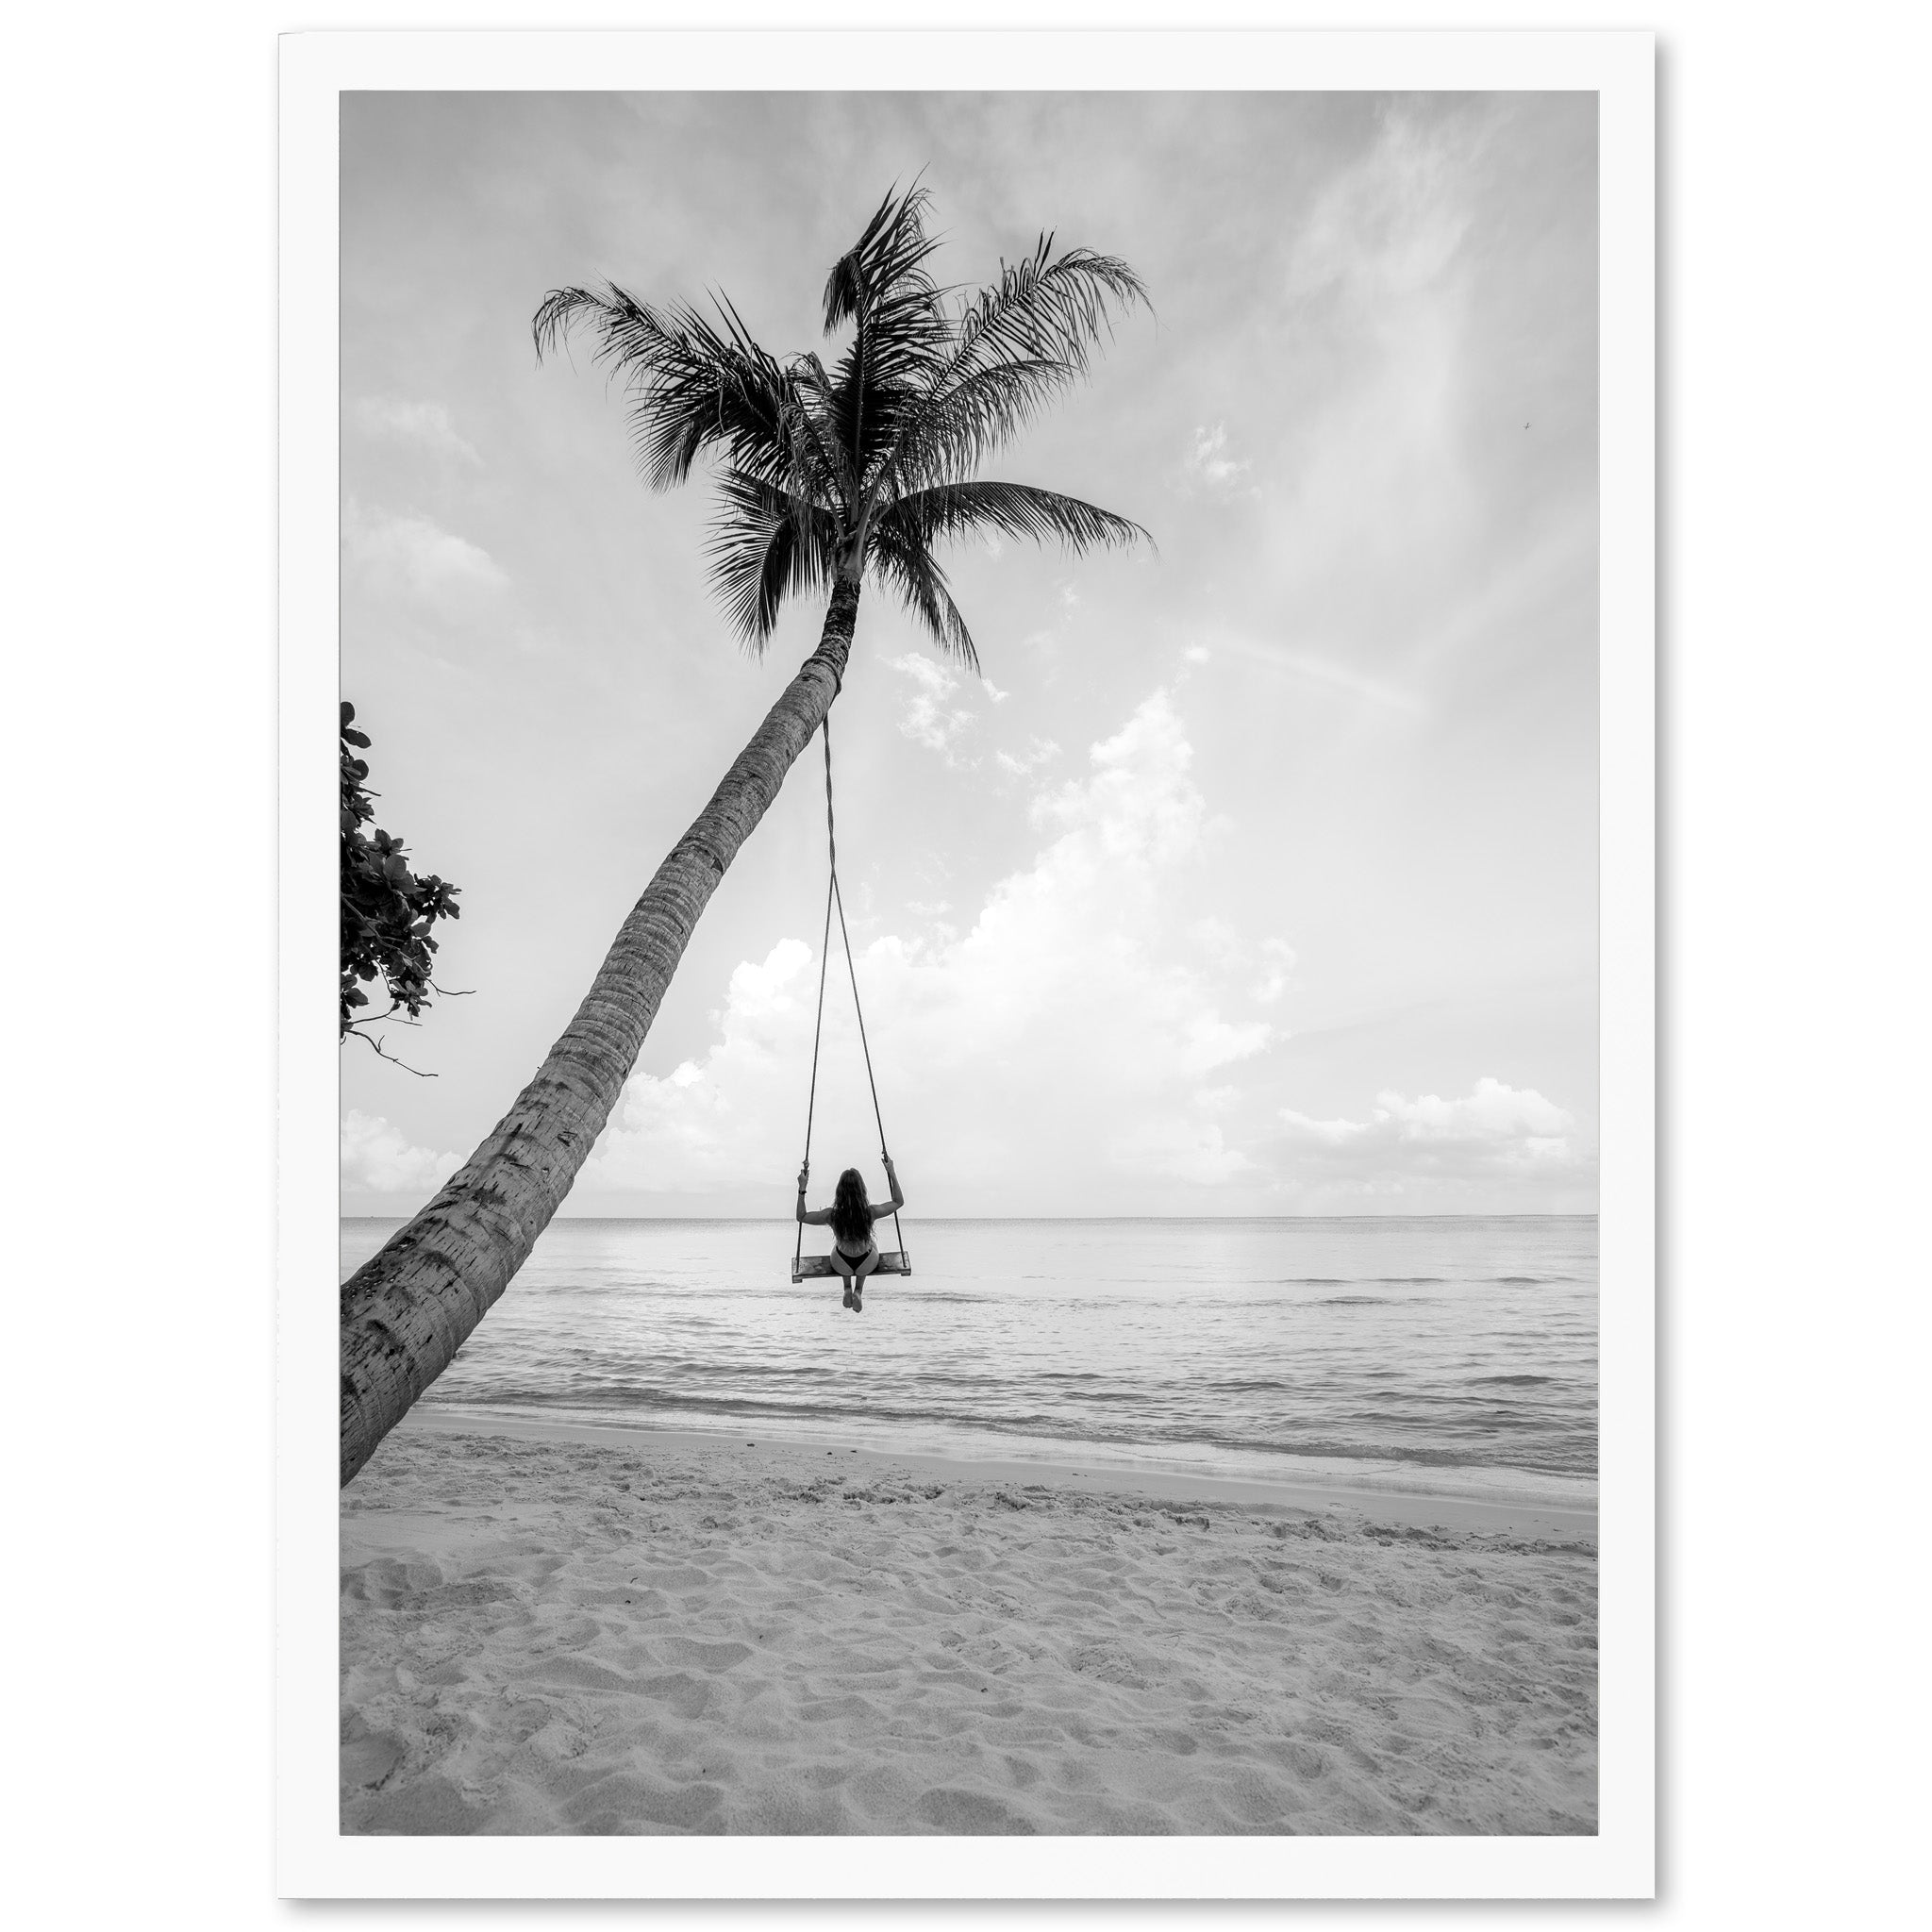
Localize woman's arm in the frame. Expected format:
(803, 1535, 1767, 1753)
(872, 1154, 906, 1222)
(795, 1164, 835, 1226)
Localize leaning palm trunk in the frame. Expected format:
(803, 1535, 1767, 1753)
(340, 580, 860, 1484)
(340, 187, 1147, 1485)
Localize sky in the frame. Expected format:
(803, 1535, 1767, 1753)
(340, 90, 1599, 1219)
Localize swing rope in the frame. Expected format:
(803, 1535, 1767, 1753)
(794, 714, 907, 1277)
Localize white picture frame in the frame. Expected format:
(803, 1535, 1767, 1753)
(281, 26, 1653, 1899)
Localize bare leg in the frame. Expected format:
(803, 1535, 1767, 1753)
(829, 1250, 858, 1308)
(852, 1248, 880, 1309)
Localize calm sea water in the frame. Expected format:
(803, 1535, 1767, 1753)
(341, 1216, 1598, 1507)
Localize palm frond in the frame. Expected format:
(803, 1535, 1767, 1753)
(782, 352, 862, 512)
(539, 192, 1151, 675)
(705, 472, 842, 651)
(883, 357, 1097, 495)
(869, 514, 979, 673)
(876, 241, 1150, 497)
(950, 240, 1149, 382)
(534, 283, 818, 498)
(822, 186, 951, 395)
(816, 184, 957, 501)
(821, 183, 944, 334)
(880, 480, 1150, 559)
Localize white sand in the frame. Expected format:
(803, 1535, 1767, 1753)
(341, 1413, 1597, 1836)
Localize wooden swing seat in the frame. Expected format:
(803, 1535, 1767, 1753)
(791, 1251, 911, 1284)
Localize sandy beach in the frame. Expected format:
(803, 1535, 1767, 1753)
(341, 1410, 1595, 1835)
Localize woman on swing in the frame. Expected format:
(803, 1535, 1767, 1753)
(796, 1156, 904, 1312)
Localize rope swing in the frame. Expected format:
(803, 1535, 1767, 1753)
(791, 715, 910, 1284)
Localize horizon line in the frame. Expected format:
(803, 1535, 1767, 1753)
(340, 1209, 1601, 1224)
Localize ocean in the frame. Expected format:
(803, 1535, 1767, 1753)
(340, 1215, 1598, 1508)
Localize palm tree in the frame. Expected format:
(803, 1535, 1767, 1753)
(340, 186, 1149, 1485)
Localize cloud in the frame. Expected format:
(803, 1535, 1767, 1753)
(1251, 937, 1297, 1004)
(1191, 923, 1296, 1006)
(581, 691, 1276, 1203)
(1379, 1078, 1574, 1147)
(994, 736, 1059, 777)
(1191, 917, 1242, 968)
(1284, 108, 1473, 315)
(1257, 106, 1486, 622)
(882, 652, 979, 764)
(342, 497, 509, 608)
(1181, 423, 1254, 497)
(341, 1109, 461, 1198)
(1274, 1077, 1584, 1191)
(351, 395, 482, 464)
(576, 943, 816, 1192)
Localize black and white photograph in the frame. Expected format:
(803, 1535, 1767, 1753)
(296, 32, 1654, 1891)
(36, 5, 1932, 1924)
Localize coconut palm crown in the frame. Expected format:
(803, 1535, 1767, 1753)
(340, 190, 1148, 1487)
(533, 184, 1150, 669)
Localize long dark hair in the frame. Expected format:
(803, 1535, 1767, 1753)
(830, 1168, 871, 1246)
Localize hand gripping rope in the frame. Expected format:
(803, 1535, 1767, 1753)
(793, 714, 909, 1282)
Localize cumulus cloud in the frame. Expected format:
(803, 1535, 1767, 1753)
(1379, 1078, 1574, 1148)
(342, 497, 508, 608)
(577, 943, 816, 1192)
(350, 395, 481, 464)
(881, 653, 978, 764)
(341, 1110, 461, 1199)
(581, 690, 1275, 1203)
(1274, 1077, 1583, 1190)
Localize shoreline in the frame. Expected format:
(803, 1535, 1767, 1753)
(397, 1405, 1596, 1545)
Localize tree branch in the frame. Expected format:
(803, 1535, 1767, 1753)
(341, 1005, 438, 1077)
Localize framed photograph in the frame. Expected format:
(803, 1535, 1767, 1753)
(281, 27, 1653, 1898)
